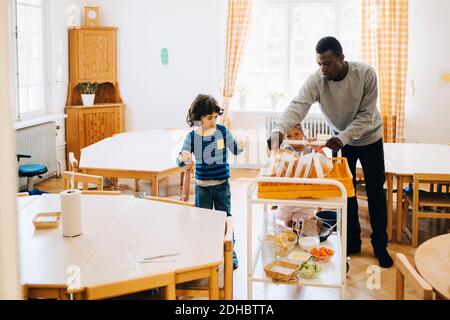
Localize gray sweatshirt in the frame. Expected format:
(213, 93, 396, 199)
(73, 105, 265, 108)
(274, 61, 383, 147)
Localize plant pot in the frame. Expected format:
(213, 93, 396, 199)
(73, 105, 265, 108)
(81, 94, 95, 106)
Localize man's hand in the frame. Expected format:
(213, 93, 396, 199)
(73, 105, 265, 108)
(267, 131, 285, 151)
(178, 150, 192, 164)
(325, 137, 344, 152)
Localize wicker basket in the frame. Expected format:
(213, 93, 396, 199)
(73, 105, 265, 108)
(258, 157, 355, 199)
(263, 260, 300, 283)
(32, 212, 61, 230)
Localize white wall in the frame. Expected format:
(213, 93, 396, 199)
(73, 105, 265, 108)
(404, 0, 450, 144)
(0, 0, 21, 300)
(79, 0, 227, 131)
(47, 0, 81, 170)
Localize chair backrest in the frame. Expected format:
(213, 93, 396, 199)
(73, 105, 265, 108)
(144, 196, 195, 207)
(81, 190, 122, 196)
(68, 152, 79, 172)
(63, 171, 103, 191)
(395, 253, 433, 300)
(413, 173, 450, 186)
(413, 173, 450, 206)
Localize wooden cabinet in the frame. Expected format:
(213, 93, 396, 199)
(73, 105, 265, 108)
(66, 26, 124, 162)
(66, 104, 124, 161)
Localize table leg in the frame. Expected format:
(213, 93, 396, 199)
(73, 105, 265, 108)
(151, 176, 159, 196)
(396, 176, 404, 242)
(209, 267, 220, 300)
(386, 173, 393, 242)
(164, 284, 176, 300)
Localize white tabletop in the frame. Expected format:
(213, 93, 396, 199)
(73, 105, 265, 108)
(18, 194, 133, 287)
(75, 198, 226, 291)
(384, 143, 450, 176)
(79, 129, 187, 172)
(17, 195, 39, 211)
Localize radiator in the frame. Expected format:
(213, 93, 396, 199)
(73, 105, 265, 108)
(265, 113, 332, 138)
(16, 121, 58, 189)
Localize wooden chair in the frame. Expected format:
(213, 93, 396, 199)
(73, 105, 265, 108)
(68, 152, 79, 172)
(81, 190, 122, 196)
(63, 171, 104, 191)
(403, 174, 450, 247)
(144, 196, 195, 207)
(144, 196, 233, 300)
(395, 253, 434, 300)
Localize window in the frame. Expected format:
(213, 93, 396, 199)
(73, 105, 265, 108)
(11, 0, 47, 120)
(234, 0, 361, 112)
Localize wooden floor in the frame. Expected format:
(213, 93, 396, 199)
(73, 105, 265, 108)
(35, 170, 449, 300)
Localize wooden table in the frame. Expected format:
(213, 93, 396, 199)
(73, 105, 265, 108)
(383, 144, 450, 242)
(18, 194, 133, 300)
(18, 194, 226, 300)
(414, 233, 450, 299)
(79, 130, 187, 196)
(72, 198, 226, 300)
(16, 195, 39, 211)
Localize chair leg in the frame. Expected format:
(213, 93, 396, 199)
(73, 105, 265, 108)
(135, 179, 140, 192)
(395, 269, 405, 300)
(403, 196, 410, 232)
(27, 177, 34, 192)
(412, 205, 419, 248)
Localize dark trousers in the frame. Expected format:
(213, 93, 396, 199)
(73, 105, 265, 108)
(195, 181, 231, 217)
(336, 139, 388, 251)
(195, 181, 236, 247)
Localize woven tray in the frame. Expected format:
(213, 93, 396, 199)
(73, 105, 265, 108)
(263, 260, 300, 284)
(32, 212, 61, 230)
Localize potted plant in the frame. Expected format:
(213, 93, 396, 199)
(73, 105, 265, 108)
(237, 86, 249, 109)
(79, 82, 98, 106)
(269, 90, 284, 110)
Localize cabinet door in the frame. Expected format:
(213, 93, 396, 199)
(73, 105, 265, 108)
(78, 30, 116, 82)
(79, 107, 122, 149)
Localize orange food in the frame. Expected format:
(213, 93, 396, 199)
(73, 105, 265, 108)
(310, 246, 334, 258)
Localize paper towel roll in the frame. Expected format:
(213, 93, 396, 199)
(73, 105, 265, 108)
(60, 189, 82, 237)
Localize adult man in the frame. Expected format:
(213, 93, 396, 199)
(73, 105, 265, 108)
(268, 36, 393, 268)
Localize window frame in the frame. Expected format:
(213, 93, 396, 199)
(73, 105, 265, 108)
(235, 0, 361, 112)
(10, 0, 49, 121)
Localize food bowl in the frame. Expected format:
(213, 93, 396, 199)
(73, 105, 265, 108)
(310, 246, 334, 262)
(261, 230, 298, 258)
(316, 211, 337, 231)
(298, 260, 322, 279)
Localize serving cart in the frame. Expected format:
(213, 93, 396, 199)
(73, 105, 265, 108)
(246, 158, 352, 300)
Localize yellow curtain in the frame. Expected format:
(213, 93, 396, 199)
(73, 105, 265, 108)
(221, 0, 253, 129)
(361, 0, 409, 143)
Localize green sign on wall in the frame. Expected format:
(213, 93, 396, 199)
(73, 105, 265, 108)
(161, 48, 169, 65)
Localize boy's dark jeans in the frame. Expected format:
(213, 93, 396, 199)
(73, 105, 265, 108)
(195, 180, 232, 217)
(335, 138, 388, 251)
(195, 180, 236, 247)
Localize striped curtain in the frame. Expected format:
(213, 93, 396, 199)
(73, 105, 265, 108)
(221, 0, 253, 129)
(361, 0, 409, 143)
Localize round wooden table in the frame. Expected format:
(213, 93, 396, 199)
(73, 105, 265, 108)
(414, 234, 450, 299)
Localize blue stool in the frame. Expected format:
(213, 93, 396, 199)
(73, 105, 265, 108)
(17, 154, 48, 196)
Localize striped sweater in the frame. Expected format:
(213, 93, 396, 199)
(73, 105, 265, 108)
(176, 124, 243, 181)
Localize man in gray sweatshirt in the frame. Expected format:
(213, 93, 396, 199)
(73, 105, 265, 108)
(268, 36, 393, 268)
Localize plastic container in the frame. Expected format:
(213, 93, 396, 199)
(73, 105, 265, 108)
(257, 158, 355, 199)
